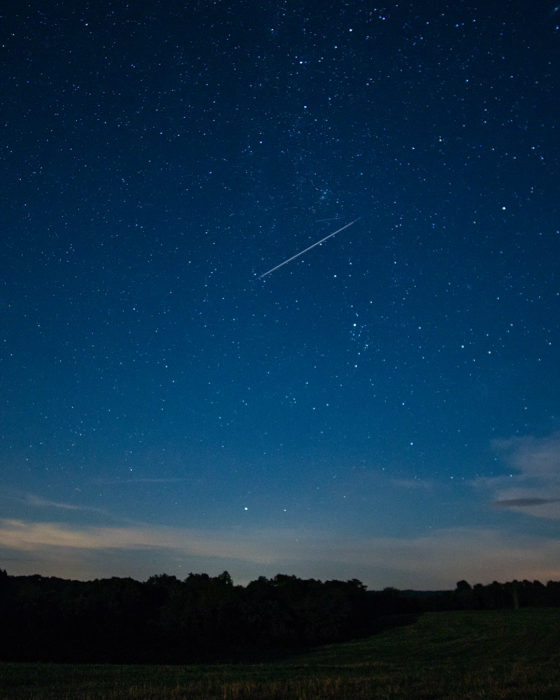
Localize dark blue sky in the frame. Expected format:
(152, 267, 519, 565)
(2, 0, 559, 588)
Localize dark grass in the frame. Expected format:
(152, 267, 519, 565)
(2, 608, 560, 698)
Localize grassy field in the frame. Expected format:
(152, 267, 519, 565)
(2, 608, 560, 699)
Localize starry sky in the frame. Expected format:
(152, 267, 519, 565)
(2, 0, 559, 589)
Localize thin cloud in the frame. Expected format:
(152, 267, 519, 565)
(0, 518, 288, 562)
(25, 494, 86, 511)
(481, 433, 560, 519)
(493, 433, 560, 479)
(23, 493, 114, 517)
(0, 491, 109, 516)
(2, 518, 560, 589)
(493, 498, 560, 508)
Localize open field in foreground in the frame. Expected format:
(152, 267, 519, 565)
(2, 608, 560, 699)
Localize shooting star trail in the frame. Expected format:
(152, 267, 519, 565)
(259, 218, 360, 279)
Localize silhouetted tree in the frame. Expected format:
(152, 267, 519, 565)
(1, 570, 559, 664)
(454, 580, 475, 609)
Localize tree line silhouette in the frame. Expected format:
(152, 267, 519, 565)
(1, 568, 560, 663)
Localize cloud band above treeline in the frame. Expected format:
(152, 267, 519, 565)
(2, 517, 560, 590)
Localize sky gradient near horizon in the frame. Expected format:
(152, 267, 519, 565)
(2, 0, 559, 589)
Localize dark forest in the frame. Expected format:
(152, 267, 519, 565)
(2, 569, 560, 664)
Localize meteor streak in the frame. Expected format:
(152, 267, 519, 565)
(259, 218, 360, 278)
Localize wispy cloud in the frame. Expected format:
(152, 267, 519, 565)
(2, 518, 560, 589)
(477, 433, 560, 519)
(494, 433, 560, 479)
(24, 494, 87, 511)
(0, 491, 123, 525)
(0, 518, 290, 562)
(20, 492, 112, 517)
(493, 498, 560, 508)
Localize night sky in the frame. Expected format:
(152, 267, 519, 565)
(2, 1, 559, 589)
